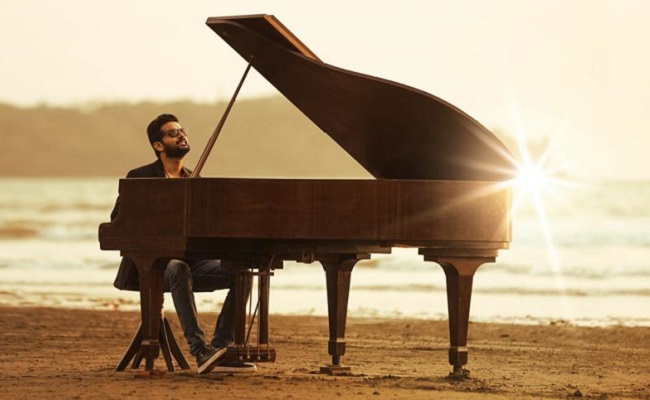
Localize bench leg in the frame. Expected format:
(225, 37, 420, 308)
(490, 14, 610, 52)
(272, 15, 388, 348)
(162, 316, 190, 370)
(115, 317, 190, 372)
(116, 323, 143, 371)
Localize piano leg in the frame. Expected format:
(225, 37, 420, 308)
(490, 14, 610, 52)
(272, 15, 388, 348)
(318, 254, 369, 374)
(422, 254, 494, 378)
(128, 253, 167, 372)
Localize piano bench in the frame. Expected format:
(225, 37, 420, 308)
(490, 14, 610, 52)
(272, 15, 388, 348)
(115, 315, 190, 372)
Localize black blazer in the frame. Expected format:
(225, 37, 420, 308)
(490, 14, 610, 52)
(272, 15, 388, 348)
(111, 159, 192, 290)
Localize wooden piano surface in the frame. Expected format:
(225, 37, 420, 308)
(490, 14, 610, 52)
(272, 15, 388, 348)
(98, 14, 515, 377)
(101, 178, 509, 249)
(99, 178, 510, 375)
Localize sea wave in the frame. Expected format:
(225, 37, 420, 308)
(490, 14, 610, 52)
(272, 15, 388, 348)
(0, 220, 99, 240)
(269, 282, 650, 297)
(0, 225, 39, 239)
(0, 200, 113, 212)
(4, 273, 650, 299)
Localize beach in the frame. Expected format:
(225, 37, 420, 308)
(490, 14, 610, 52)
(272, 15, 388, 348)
(1, 178, 650, 399)
(0, 306, 648, 399)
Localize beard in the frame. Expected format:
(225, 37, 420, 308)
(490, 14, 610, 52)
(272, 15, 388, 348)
(162, 141, 190, 159)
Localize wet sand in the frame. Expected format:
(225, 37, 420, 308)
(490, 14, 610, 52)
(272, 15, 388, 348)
(0, 306, 648, 399)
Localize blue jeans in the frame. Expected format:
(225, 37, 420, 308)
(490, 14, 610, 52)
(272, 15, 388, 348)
(163, 259, 239, 355)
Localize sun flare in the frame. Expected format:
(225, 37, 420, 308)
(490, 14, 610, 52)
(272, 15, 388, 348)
(513, 161, 549, 197)
(499, 96, 593, 326)
(508, 135, 577, 216)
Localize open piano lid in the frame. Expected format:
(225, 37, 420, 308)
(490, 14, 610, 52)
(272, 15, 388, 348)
(206, 15, 516, 181)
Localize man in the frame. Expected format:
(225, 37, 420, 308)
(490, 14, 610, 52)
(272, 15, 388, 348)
(110, 113, 256, 374)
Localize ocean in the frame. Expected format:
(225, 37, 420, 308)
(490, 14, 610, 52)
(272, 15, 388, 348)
(1, 177, 648, 327)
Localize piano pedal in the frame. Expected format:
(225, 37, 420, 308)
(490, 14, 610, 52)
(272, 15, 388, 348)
(226, 345, 277, 363)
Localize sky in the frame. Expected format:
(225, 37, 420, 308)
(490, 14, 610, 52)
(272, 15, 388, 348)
(1, 0, 649, 181)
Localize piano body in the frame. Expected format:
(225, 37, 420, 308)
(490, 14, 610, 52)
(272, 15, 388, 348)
(99, 14, 515, 377)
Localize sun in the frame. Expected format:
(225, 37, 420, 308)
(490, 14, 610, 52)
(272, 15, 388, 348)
(509, 136, 556, 209)
(512, 160, 550, 197)
(508, 135, 577, 216)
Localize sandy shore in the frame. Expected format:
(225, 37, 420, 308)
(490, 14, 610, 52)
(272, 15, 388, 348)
(0, 307, 648, 399)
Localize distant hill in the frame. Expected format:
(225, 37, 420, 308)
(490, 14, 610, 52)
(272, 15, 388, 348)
(2, 97, 518, 178)
(3, 97, 373, 178)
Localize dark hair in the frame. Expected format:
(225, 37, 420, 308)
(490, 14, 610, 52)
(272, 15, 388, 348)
(146, 113, 178, 157)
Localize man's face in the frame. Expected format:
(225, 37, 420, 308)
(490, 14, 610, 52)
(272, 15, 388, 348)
(156, 121, 190, 158)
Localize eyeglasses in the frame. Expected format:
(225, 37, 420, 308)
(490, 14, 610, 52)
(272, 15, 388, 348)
(161, 127, 188, 139)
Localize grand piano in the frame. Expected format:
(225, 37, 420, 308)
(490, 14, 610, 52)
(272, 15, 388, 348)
(99, 14, 515, 377)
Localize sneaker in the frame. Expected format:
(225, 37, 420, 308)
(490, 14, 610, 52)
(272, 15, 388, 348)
(195, 345, 227, 374)
(212, 360, 257, 373)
